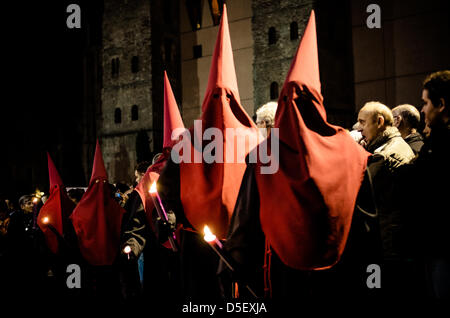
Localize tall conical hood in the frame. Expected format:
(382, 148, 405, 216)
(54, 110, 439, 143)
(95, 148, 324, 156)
(38, 153, 75, 254)
(178, 4, 260, 239)
(136, 72, 185, 230)
(47, 152, 63, 192)
(89, 140, 108, 184)
(203, 4, 240, 109)
(283, 10, 321, 96)
(70, 139, 125, 266)
(163, 71, 185, 148)
(255, 10, 370, 270)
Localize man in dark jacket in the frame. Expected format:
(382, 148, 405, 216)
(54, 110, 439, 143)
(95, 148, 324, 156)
(392, 104, 424, 155)
(413, 70, 449, 299)
(356, 101, 416, 296)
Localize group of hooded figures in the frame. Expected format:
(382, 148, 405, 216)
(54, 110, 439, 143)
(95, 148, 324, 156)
(3, 5, 449, 312)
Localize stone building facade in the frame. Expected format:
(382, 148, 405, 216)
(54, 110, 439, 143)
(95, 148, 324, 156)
(96, 0, 449, 184)
(101, 0, 153, 183)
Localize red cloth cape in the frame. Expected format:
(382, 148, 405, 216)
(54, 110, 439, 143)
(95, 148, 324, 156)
(70, 141, 125, 266)
(179, 5, 260, 239)
(37, 153, 75, 254)
(255, 11, 370, 270)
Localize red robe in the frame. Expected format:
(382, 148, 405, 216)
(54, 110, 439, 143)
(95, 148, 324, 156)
(255, 11, 370, 270)
(178, 4, 260, 239)
(70, 140, 125, 266)
(37, 153, 75, 254)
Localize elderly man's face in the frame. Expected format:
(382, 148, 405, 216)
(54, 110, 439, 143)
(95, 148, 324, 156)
(357, 109, 381, 145)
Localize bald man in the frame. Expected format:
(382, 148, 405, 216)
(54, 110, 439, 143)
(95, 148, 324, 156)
(357, 101, 415, 167)
(355, 101, 416, 297)
(392, 104, 424, 155)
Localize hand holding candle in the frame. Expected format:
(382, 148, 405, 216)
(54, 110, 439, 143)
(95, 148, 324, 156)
(149, 181, 178, 252)
(203, 225, 233, 271)
(203, 225, 258, 298)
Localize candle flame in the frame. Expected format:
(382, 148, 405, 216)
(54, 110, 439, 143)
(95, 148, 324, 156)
(123, 245, 132, 254)
(32, 197, 39, 204)
(149, 181, 157, 194)
(203, 225, 216, 243)
(42, 217, 49, 224)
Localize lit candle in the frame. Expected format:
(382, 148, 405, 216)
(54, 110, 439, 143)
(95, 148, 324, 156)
(42, 217, 49, 224)
(149, 181, 178, 252)
(203, 225, 223, 249)
(203, 225, 233, 271)
(123, 245, 132, 260)
(203, 225, 258, 298)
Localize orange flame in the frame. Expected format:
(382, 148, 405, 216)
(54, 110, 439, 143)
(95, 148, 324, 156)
(203, 225, 216, 243)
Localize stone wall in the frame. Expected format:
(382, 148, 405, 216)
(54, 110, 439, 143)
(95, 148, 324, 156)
(252, 0, 315, 112)
(100, 0, 153, 183)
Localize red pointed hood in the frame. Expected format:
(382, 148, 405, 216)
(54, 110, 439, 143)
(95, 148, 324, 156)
(255, 11, 370, 270)
(135, 73, 184, 229)
(178, 4, 260, 239)
(203, 4, 240, 109)
(47, 152, 63, 192)
(282, 10, 322, 103)
(37, 153, 75, 254)
(70, 140, 125, 266)
(163, 71, 185, 148)
(89, 140, 108, 184)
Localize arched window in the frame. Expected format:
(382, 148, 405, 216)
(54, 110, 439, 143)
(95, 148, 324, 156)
(268, 27, 277, 45)
(290, 21, 299, 40)
(131, 105, 139, 121)
(208, 0, 224, 26)
(131, 56, 139, 73)
(114, 108, 122, 124)
(111, 57, 120, 77)
(270, 82, 279, 100)
(111, 58, 116, 76)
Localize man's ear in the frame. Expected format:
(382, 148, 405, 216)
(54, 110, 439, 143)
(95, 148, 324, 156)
(438, 98, 446, 111)
(377, 115, 385, 128)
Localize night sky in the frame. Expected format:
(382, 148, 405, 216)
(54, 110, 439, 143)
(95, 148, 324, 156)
(1, 1, 100, 202)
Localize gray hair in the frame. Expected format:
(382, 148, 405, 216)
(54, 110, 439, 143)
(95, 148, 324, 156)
(256, 101, 278, 128)
(392, 104, 421, 129)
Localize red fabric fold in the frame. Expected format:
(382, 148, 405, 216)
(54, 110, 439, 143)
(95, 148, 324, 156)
(255, 11, 370, 270)
(37, 153, 75, 254)
(70, 140, 125, 266)
(179, 4, 260, 239)
(136, 72, 184, 226)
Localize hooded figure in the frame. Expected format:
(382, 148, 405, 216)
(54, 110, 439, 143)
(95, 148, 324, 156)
(156, 4, 260, 300)
(120, 72, 185, 304)
(222, 11, 370, 302)
(37, 153, 75, 254)
(177, 4, 260, 239)
(256, 11, 369, 271)
(70, 140, 125, 266)
(135, 71, 185, 226)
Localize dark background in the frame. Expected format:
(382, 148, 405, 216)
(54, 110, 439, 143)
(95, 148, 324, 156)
(1, 1, 102, 202)
(1, 0, 448, 205)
